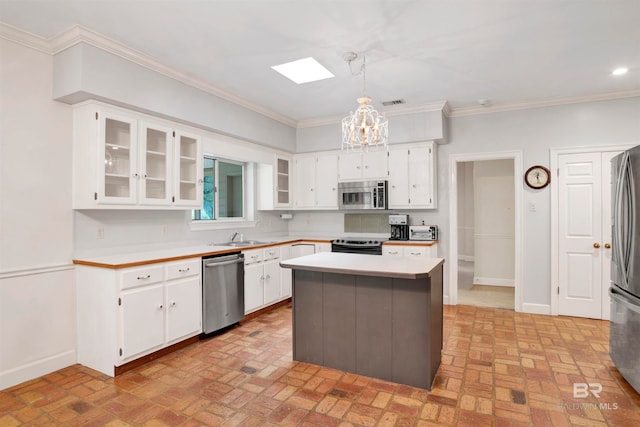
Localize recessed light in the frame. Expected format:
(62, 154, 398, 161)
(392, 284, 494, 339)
(272, 57, 334, 84)
(612, 67, 629, 76)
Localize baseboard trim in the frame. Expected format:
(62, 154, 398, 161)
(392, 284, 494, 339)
(114, 336, 200, 376)
(0, 350, 76, 390)
(473, 277, 515, 287)
(522, 303, 551, 315)
(243, 298, 292, 322)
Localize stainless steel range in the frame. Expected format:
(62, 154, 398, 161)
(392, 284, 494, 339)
(331, 237, 384, 255)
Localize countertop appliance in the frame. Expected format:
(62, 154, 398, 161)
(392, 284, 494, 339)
(202, 253, 245, 334)
(338, 180, 388, 210)
(610, 145, 640, 393)
(409, 225, 438, 241)
(389, 214, 409, 240)
(331, 237, 384, 255)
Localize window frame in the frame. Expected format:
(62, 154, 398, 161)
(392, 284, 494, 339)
(190, 155, 257, 231)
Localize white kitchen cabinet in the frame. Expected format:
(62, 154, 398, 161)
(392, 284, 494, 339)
(388, 142, 437, 209)
(244, 261, 265, 313)
(291, 242, 316, 257)
(315, 242, 332, 253)
(279, 244, 293, 298)
(76, 257, 202, 376)
(173, 130, 203, 207)
(338, 150, 388, 181)
(73, 102, 203, 209)
(120, 284, 165, 359)
(257, 154, 292, 209)
(382, 244, 437, 258)
(243, 246, 285, 313)
(293, 153, 338, 209)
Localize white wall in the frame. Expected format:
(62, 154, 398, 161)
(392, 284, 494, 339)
(298, 97, 640, 309)
(0, 38, 76, 389)
(473, 159, 515, 286)
(457, 162, 474, 260)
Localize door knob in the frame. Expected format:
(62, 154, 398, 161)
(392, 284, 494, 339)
(604, 243, 611, 249)
(593, 243, 600, 249)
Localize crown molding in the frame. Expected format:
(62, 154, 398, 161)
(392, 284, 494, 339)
(449, 89, 640, 117)
(2, 22, 637, 127)
(296, 100, 450, 129)
(0, 22, 52, 53)
(0, 22, 298, 128)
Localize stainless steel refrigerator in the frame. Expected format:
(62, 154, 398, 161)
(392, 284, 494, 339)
(610, 145, 640, 394)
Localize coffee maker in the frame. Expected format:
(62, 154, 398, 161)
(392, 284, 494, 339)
(389, 214, 409, 240)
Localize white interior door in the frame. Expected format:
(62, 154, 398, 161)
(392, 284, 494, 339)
(558, 153, 603, 318)
(557, 149, 622, 319)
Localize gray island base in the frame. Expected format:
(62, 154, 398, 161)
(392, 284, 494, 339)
(280, 252, 444, 390)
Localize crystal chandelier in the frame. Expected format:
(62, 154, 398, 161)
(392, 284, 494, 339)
(341, 53, 389, 151)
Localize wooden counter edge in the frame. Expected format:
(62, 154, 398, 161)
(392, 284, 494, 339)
(72, 238, 332, 269)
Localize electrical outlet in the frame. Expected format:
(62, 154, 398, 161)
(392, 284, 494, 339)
(97, 225, 104, 239)
(528, 202, 537, 212)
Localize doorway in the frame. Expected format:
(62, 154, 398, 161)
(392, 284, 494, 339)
(448, 151, 523, 311)
(457, 159, 515, 309)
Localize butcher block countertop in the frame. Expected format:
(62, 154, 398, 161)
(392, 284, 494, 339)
(280, 252, 444, 280)
(72, 239, 438, 269)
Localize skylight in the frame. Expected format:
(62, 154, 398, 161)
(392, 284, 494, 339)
(271, 57, 334, 84)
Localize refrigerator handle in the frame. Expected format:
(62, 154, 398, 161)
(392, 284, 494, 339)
(609, 286, 640, 312)
(615, 152, 631, 288)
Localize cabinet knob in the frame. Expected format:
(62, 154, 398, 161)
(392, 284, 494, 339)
(158, 304, 164, 310)
(198, 179, 204, 184)
(266, 274, 271, 280)
(604, 243, 611, 249)
(593, 243, 600, 249)
(365, 165, 369, 169)
(310, 188, 314, 191)
(170, 301, 176, 307)
(143, 174, 147, 179)
(356, 166, 361, 169)
(133, 173, 139, 178)
(412, 184, 417, 188)
(332, 187, 336, 191)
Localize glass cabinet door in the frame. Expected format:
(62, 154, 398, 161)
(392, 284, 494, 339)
(174, 131, 202, 207)
(139, 122, 172, 205)
(276, 156, 291, 207)
(99, 113, 138, 204)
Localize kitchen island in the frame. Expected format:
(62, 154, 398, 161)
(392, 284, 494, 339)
(280, 252, 444, 390)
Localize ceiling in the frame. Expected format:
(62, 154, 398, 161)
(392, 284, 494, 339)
(1, 0, 639, 124)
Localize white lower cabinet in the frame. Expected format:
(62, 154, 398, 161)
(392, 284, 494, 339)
(243, 246, 284, 314)
(76, 258, 202, 376)
(382, 244, 437, 258)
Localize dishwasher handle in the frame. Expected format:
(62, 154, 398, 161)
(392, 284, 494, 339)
(204, 258, 244, 268)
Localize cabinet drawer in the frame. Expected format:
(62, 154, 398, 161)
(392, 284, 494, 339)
(243, 249, 263, 265)
(166, 258, 200, 281)
(404, 246, 428, 257)
(120, 265, 164, 289)
(382, 247, 403, 256)
(263, 246, 280, 260)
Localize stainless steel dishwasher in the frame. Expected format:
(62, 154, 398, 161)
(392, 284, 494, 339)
(202, 253, 245, 334)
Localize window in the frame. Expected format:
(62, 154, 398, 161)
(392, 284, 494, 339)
(192, 156, 245, 220)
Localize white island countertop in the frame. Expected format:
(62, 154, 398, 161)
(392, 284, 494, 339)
(280, 252, 444, 280)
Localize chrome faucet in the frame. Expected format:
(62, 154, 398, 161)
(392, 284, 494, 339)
(230, 232, 239, 242)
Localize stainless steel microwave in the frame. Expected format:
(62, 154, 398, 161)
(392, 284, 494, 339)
(338, 180, 388, 210)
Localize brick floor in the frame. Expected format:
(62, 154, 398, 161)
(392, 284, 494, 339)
(1, 304, 639, 426)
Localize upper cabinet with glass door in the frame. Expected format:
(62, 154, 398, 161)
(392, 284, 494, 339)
(257, 154, 292, 210)
(72, 102, 203, 210)
(174, 131, 203, 207)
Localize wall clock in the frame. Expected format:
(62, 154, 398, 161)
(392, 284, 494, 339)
(524, 165, 551, 189)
